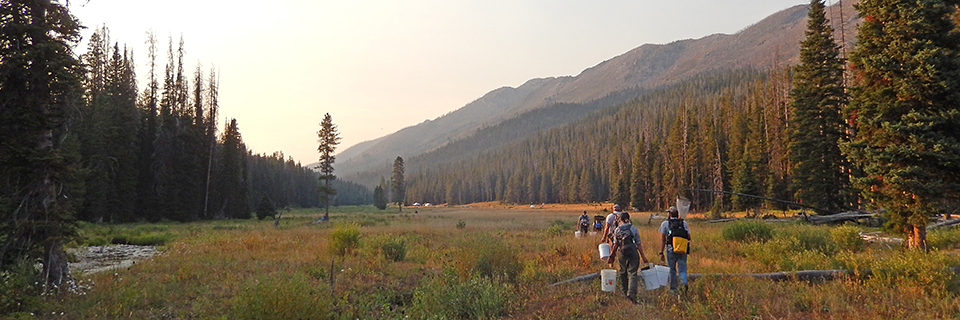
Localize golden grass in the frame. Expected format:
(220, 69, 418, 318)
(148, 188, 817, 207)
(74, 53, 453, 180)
(34, 205, 960, 319)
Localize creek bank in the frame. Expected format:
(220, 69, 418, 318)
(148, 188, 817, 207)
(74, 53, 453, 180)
(68, 245, 159, 275)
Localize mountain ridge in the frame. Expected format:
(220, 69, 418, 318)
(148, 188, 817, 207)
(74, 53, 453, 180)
(332, 1, 859, 185)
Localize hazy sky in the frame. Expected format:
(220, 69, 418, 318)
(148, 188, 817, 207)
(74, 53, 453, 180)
(69, 0, 810, 164)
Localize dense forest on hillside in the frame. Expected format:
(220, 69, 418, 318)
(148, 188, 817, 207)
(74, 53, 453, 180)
(404, 69, 793, 215)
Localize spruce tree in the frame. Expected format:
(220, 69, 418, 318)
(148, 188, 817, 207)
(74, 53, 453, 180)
(136, 31, 162, 222)
(788, 0, 850, 214)
(842, 0, 960, 250)
(316, 113, 341, 219)
(391, 156, 406, 212)
(219, 119, 249, 219)
(0, 0, 84, 291)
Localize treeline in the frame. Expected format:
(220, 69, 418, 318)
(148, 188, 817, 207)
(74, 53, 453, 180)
(404, 69, 795, 214)
(247, 151, 371, 210)
(74, 27, 368, 223)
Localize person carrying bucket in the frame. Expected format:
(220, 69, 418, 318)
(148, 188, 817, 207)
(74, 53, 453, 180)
(658, 206, 691, 294)
(606, 212, 649, 303)
(577, 211, 590, 235)
(600, 204, 624, 244)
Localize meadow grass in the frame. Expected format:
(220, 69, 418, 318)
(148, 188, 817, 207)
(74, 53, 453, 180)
(24, 205, 960, 319)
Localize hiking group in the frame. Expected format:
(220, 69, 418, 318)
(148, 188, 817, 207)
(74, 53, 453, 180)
(592, 203, 691, 303)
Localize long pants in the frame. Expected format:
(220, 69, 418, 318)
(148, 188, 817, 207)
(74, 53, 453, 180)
(666, 248, 687, 290)
(617, 248, 640, 297)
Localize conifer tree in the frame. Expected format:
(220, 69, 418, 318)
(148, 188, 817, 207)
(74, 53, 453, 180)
(137, 30, 162, 222)
(788, 0, 850, 214)
(374, 177, 388, 210)
(842, 0, 960, 250)
(392, 156, 406, 212)
(316, 113, 341, 219)
(630, 140, 649, 211)
(0, 0, 84, 290)
(219, 119, 249, 219)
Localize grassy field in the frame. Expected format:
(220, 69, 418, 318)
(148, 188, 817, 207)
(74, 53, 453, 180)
(20, 203, 960, 319)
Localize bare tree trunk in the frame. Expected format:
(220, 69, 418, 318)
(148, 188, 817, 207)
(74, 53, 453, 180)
(910, 225, 928, 252)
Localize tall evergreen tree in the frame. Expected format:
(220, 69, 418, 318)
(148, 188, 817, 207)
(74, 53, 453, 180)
(316, 113, 341, 220)
(392, 156, 406, 212)
(136, 30, 162, 222)
(842, 0, 960, 250)
(218, 119, 249, 219)
(373, 177, 388, 210)
(0, 0, 84, 290)
(788, 0, 850, 214)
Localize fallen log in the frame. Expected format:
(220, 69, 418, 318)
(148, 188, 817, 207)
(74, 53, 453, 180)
(859, 231, 903, 243)
(705, 218, 739, 223)
(549, 266, 960, 287)
(929, 218, 960, 230)
(807, 211, 877, 225)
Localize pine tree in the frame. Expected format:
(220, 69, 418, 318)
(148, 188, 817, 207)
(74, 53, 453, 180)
(316, 113, 341, 219)
(392, 156, 406, 212)
(788, 0, 850, 214)
(0, 0, 84, 291)
(842, 0, 960, 250)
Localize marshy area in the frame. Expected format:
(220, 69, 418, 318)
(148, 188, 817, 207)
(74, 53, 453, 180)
(15, 204, 960, 319)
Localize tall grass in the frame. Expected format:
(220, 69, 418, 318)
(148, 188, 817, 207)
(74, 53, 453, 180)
(29, 206, 960, 320)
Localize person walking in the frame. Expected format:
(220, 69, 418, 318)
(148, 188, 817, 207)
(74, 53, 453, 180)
(578, 211, 590, 235)
(658, 206, 691, 294)
(606, 212, 649, 303)
(600, 204, 624, 244)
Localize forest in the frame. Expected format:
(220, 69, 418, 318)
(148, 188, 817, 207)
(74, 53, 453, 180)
(72, 26, 369, 224)
(401, 0, 960, 250)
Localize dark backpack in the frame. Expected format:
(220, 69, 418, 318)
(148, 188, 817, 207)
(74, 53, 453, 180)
(614, 224, 637, 250)
(667, 218, 689, 241)
(578, 215, 589, 227)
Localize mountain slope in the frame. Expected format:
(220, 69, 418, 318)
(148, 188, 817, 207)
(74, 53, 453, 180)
(335, 1, 859, 184)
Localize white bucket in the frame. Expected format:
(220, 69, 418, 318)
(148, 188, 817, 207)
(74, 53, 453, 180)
(575, 231, 582, 238)
(600, 269, 616, 292)
(656, 265, 670, 287)
(598, 243, 611, 260)
(640, 264, 660, 290)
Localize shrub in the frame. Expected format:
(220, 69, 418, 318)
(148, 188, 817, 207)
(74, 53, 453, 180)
(365, 234, 407, 262)
(255, 196, 277, 220)
(411, 269, 514, 319)
(722, 221, 773, 243)
(0, 261, 41, 316)
(380, 238, 407, 262)
(329, 223, 361, 256)
(545, 219, 571, 237)
(785, 227, 836, 255)
(230, 273, 332, 319)
(927, 228, 960, 251)
(456, 220, 466, 229)
(841, 251, 959, 295)
(830, 225, 865, 252)
(451, 236, 522, 282)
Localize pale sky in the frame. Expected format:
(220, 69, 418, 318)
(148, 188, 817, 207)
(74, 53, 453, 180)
(69, 0, 809, 165)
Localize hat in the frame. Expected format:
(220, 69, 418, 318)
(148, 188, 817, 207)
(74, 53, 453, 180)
(666, 206, 678, 213)
(613, 204, 621, 210)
